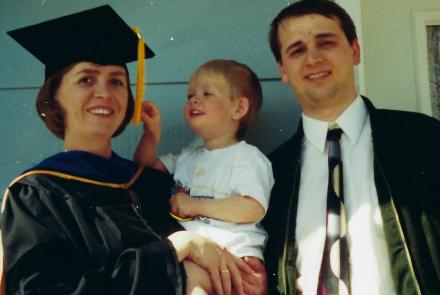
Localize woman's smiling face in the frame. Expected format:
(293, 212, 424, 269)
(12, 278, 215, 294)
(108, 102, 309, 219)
(55, 62, 129, 143)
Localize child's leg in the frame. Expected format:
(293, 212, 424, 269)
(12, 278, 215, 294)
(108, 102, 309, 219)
(184, 260, 213, 295)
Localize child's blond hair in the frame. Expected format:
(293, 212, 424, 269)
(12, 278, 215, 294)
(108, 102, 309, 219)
(193, 59, 262, 139)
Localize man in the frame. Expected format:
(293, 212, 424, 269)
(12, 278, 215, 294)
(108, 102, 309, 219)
(262, 1, 440, 294)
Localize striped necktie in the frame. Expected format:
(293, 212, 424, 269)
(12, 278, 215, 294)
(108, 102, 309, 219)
(317, 128, 351, 295)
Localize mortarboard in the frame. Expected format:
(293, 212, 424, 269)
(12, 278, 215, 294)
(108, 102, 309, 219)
(7, 5, 154, 123)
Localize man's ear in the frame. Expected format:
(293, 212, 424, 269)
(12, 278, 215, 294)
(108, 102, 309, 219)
(278, 63, 289, 84)
(232, 97, 250, 120)
(351, 39, 361, 65)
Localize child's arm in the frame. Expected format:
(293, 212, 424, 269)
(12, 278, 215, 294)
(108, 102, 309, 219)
(170, 192, 265, 223)
(133, 101, 167, 172)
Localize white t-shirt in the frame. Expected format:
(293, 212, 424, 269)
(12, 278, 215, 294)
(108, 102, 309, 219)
(161, 141, 274, 259)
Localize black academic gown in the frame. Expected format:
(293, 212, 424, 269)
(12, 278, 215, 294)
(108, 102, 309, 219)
(1, 151, 184, 295)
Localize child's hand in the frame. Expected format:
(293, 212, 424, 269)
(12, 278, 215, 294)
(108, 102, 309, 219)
(140, 100, 161, 145)
(170, 192, 195, 219)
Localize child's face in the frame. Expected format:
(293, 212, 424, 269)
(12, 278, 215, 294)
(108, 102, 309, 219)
(185, 71, 239, 144)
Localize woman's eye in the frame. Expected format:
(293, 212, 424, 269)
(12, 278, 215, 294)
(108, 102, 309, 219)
(78, 76, 93, 85)
(111, 79, 125, 87)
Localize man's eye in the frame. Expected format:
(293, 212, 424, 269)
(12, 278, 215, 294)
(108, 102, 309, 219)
(320, 41, 335, 47)
(290, 47, 305, 57)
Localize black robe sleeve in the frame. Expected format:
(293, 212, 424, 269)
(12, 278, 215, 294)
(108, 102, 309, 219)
(2, 179, 184, 295)
(131, 167, 184, 236)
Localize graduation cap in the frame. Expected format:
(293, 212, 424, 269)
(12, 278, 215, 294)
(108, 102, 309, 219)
(7, 5, 153, 124)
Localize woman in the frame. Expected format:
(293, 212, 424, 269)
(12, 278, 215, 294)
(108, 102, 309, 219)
(2, 5, 264, 295)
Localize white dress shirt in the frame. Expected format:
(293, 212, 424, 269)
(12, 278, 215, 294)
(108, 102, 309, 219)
(295, 96, 396, 294)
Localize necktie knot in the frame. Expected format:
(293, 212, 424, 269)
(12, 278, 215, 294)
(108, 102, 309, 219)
(327, 128, 342, 160)
(327, 128, 343, 142)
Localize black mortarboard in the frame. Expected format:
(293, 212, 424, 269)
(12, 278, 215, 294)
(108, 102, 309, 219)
(7, 4, 155, 79)
(7, 5, 154, 124)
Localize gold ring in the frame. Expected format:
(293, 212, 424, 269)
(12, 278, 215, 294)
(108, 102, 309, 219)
(221, 269, 229, 274)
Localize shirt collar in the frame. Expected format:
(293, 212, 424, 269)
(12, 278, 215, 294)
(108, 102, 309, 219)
(302, 95, 367, 152)
(302, 113, 328, 153)
(336, 95, 367, 145)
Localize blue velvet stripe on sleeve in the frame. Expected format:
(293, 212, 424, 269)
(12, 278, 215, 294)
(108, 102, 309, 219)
(24, 150, 137, 184)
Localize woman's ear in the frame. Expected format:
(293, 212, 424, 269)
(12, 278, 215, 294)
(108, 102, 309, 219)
(232, 97, 250, 120)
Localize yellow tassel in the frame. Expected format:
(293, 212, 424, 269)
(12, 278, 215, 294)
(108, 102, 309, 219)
(131, 27, 145, 124)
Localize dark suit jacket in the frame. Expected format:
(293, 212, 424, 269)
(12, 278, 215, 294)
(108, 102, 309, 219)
(263, 97, 440, 295)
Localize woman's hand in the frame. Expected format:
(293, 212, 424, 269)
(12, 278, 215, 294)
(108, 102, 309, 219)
(168, 231, 253, 295)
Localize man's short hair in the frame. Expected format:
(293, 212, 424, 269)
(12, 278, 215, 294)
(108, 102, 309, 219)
(269, 0, 357, 62)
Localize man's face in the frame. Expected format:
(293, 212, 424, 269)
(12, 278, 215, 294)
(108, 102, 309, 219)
(277, 13, 360, 120)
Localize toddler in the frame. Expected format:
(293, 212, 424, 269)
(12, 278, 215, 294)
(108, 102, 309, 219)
(135, 59, 274, 294)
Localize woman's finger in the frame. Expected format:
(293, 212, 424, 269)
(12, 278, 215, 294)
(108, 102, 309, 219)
(234, 255, 254, 275)
(210, 267, 224, 295)
(220, 266, 232, 295)
(227, 260, 244, 295)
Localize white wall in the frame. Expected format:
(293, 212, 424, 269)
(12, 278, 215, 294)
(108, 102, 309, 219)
(336, 0, 366, 95)
(360, 0, 440, 111)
